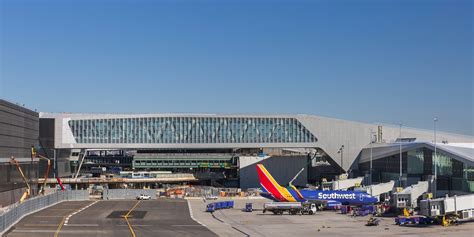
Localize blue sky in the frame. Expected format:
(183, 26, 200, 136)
(0, 0, 472, 135)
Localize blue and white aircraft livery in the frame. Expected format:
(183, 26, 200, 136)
(256, 164, 377, 206)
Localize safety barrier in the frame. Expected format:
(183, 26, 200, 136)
(102, 189, 157, 200)
(0, 190, 89, 235)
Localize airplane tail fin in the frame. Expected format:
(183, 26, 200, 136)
(256, 164, 288, 201)
(257, 164, 281, 191)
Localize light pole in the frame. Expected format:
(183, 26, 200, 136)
(434, 117, 438, 197)
(338, 145, 344, 174)
(399, 123, 403, 187)
(53, 149, 57, 178)
(369, 129, 376, 185)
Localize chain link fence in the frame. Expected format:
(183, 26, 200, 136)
(102, 189, 156, 200)
(0, 190, 89, 235)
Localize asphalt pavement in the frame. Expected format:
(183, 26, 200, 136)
(5, 199, 216, 237)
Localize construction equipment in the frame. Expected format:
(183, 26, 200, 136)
(32, 147, 51, 194)
(9, 156, 31, 203)
(31, 146, 65, 192)
(74, 149, 88, 179)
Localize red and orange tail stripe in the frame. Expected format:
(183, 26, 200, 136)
(256, 164, 297, 202)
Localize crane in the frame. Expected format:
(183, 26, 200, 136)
(31, 147, 51, 194)
(31, 146, 65, 193)
(9, 156, 31, 203)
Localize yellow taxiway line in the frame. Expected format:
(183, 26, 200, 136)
(124, 200, 141, 237)
(54, 201, 97, 237)
(54, 216, 67, 237)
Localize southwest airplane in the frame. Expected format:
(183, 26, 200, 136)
(256, 164, 377, 206)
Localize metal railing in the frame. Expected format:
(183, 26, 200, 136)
(0, 190, 89, 235)
(134, 153, 235, 159)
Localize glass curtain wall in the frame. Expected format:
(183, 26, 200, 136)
(407, 148, 424, 174)
(68, 117, 317, 144)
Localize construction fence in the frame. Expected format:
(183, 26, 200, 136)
(102, 189, 157, 200)
(102, 186, 258, 200)
(0, 190, 89, 235)
(182, 186, 259, 198)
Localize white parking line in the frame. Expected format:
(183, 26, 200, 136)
(63, 201, 99, 226)
(187, 200, 206, 227)
(172, 224, 203, 227)
(63, 224, 99, 227)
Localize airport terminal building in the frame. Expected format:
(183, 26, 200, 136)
(0, 100, 39, 207)
(39, 112, 474, 195)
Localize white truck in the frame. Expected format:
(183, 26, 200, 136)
(419, 194, 474, 222)
(263, 202, 316, 215)
(136, 194, 151, 200)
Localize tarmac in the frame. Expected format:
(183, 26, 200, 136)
(4, 198, 474, 237)
(188, 198, 474, 237)
(4, 199, 216, 237)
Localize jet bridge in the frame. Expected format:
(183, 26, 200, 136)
(323, 176, 365, 191)
(355, 181, 395, 202)
(393, 181, 429, 209)
(420, 194, 474, 221)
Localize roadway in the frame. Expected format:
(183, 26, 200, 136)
(5, 199, 216, 237)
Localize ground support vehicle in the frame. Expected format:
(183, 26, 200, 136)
(206, 201, 234, 212)
(205, 195, 218, 200)
(263, 202, 316, 215)
(243, 203, 253, 212)
(366, 217, 380, 226)
(353, 205, 377, 216)
(395, 215, 433, 225)
(137, 194, 151, 200)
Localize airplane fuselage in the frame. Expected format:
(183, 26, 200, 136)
(262, 188, 377, 205)
(256, 163, 377, 206)
(299, 189, 377, 205)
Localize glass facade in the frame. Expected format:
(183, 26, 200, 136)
(407, 148, 424, 174)
(360, 147, 474, 193)
(433, 151, 455, 176)
(68, 117, 317, 144)
(133, 158, 234, 169)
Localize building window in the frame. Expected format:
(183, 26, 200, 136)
(407, 148, 424, 174)
(68, 117, 317, 144)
